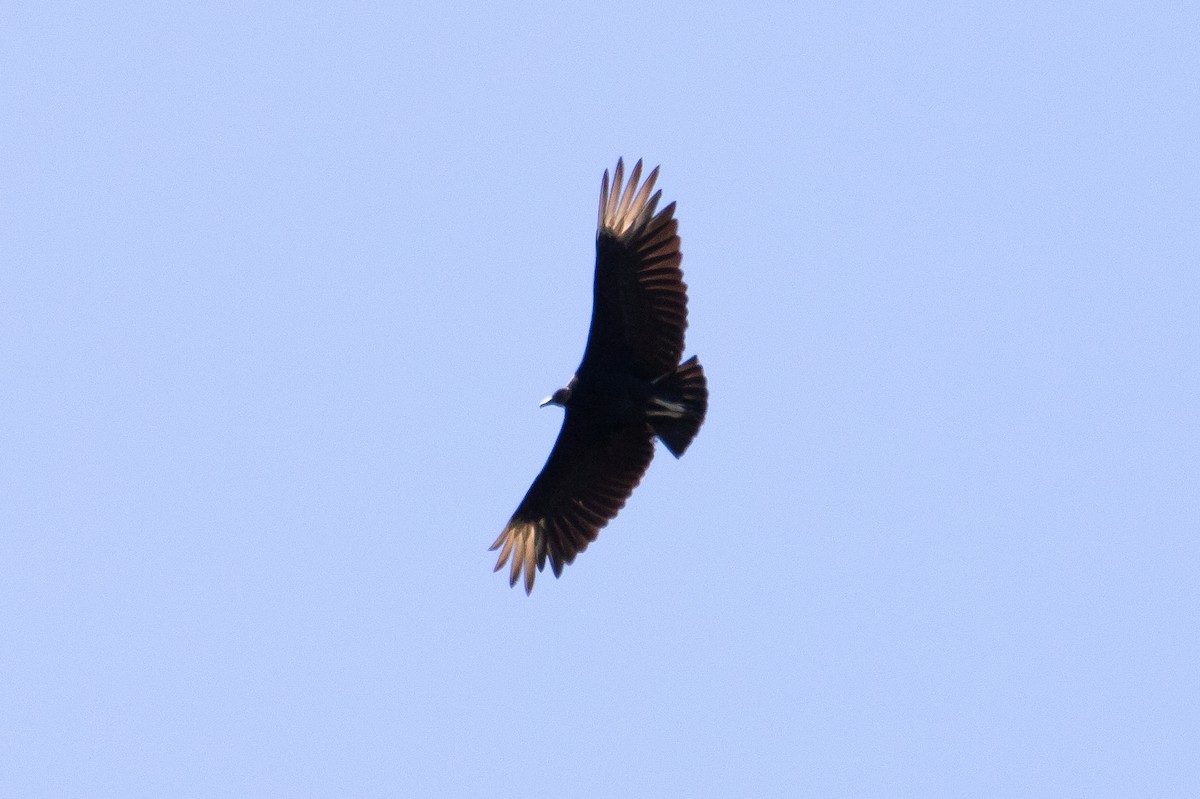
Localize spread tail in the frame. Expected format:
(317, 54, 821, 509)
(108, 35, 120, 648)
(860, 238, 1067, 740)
(648, 356, 708, 458)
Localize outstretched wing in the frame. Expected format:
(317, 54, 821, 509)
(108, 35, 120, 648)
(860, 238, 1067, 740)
(581, 159, 689, 380)
(490, 412, 655, 594)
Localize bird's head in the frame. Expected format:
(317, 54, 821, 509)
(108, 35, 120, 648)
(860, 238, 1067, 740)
(540, 383, 573, 408)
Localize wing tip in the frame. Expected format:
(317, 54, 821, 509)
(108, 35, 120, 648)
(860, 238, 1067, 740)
(490, 520, 543, 595)
(598, 157, 664, 240)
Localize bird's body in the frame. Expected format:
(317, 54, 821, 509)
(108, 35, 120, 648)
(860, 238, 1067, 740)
(562, 367, 651, 423)
(491, 159, 707, 593)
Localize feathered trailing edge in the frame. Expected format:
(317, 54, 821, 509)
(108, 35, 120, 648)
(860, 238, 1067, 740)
(489, 421, 655, 595)
(587, 158, 688, 380)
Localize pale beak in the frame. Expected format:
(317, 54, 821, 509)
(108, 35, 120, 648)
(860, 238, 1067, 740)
(539, 396, 555, 408)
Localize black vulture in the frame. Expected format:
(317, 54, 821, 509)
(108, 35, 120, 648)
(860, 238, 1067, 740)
(490, 159, 708, 593)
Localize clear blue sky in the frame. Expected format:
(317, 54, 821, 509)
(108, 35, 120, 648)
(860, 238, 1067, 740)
(3, 2, 1197, 796)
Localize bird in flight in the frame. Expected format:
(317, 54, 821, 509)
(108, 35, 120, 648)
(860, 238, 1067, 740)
(490, 159, 708, 593)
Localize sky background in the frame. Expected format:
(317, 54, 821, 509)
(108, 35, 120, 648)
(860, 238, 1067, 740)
(3, 2, 1197, 796)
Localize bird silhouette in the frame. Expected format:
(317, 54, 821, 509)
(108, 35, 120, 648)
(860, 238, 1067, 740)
(490, 159, 708, 593)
